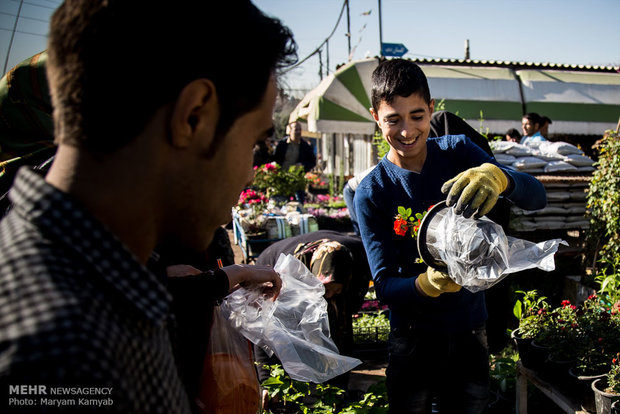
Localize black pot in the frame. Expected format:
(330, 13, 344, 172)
(592, 378, 620, 414)
(527, 339, 551, 372)
(543, 353, 574, 386)
(569, 366, 605, 412)
(511, 329, 536, 369)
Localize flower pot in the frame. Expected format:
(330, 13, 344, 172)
(568, 366, 606, 412)
(592, 378, 620, 414)
(511, 329, 536, 369)
(544, 354, 574, 386)
(611, 399, 620, 414)
(527, 338, 551, 373)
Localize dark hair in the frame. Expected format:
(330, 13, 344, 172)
(523, 112, 542, 126)
(47, 0, 297, 152)
(371, 59, 431, 111)
(505, 128, 521, 140)
(540, 115, 552, 125)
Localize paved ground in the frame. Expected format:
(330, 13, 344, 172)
(226, 229, 387, 393)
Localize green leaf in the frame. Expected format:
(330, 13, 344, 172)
(262, 377, 284, 386)
(513, 301, 522, 320)
(397, 206, 406, 216)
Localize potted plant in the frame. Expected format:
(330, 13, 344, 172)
(592, 353, 620, 414)
(252, 162, 307, 201)
(534, 299, 583, 383)
(512, 290, 550, 369)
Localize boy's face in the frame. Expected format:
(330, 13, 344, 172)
(370, 93, 434, 170)
(521, 117, 538, 136)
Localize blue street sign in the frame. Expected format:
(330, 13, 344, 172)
(381, 42, 409, 57)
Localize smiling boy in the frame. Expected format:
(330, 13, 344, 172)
(354, 59, 546, 413)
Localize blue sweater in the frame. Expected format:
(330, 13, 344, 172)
(354, 135, 546, 333)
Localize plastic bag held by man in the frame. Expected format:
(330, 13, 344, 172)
(196, 307, 260, 414)
(421, 206, 566, 292)
(220, 254, 361, 383)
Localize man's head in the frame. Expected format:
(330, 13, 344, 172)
(370, 59, 434, 170)
(45, 1, 297, 253)
(505, 128, 521, 143)
(287, 121, 302, 143)
(294, 239, 353, 299)
(539, 115, 552, 138)
(47, 0, 296, 154)
(521, 113, 541, 137)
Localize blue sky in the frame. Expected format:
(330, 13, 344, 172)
(255, 0, 620, 95)
(2, 0, 618, 97)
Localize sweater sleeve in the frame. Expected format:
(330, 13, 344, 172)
(167, 268, 230, 304)
(499, 165, 547, 210)
(452, 136, 547, 211)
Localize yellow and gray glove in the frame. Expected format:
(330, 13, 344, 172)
(416, 267, 461, 298)
(441, 163, 508, 219)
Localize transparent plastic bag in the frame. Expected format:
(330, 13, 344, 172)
(427, 207, 567, 292)
(196, 306, 260, 414)
(219, 254, 361, 383)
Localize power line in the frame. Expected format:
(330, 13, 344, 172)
(3, 0, 24, 75)
(0, 27, 47, 37)
(0, 11, 52, 23)
(283, 0, 348, 74)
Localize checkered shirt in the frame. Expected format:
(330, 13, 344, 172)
(0, 167, 192, 413)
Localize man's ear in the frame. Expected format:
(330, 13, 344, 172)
(370, 107, 379, 124)
(169, 79, 219, 148)
(429, 98, 435, 115)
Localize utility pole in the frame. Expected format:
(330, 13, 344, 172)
(346, 0, 351, 58)
(464, 39, 470, 60)
(378, 0, 383, 57)
(318, 48, 323, 80)
(326, 40, 330, 75)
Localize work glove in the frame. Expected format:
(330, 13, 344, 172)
(441, 163, 508, 219)
(416, 267, 461, 298)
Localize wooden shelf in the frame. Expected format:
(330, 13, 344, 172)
(516, 361, 593, 414)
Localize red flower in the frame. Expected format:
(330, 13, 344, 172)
(394, 218, 408, 236)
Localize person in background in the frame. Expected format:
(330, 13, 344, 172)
(0, 1, 296, 413)
(252, 135, 274, 167)
(505, 127, 522, 143)
(520, 112, 546, 144)
(0, 51, 56, 214)
(343, 166, 376, 236)
(273, 120, 316, 172)
(539, 115, 553, 139)
(253, 230, 372, 409)
(355, 58, 546, 413)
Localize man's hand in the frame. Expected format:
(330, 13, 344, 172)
(441, 163, 508, 219)
(416, 267, 461, 298)
(222, 264, 282, 300)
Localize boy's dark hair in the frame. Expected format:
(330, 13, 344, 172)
(47, 0, 297, 153)
(523, 112, 542, 126)
(505, 128, 521, 140)
(371, 59, 431, 111)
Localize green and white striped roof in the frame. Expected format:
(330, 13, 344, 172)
(289, 58, 378, 134)
(290, 58, 620, 135)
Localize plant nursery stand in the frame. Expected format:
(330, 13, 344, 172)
(516, 361, 592, 414)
